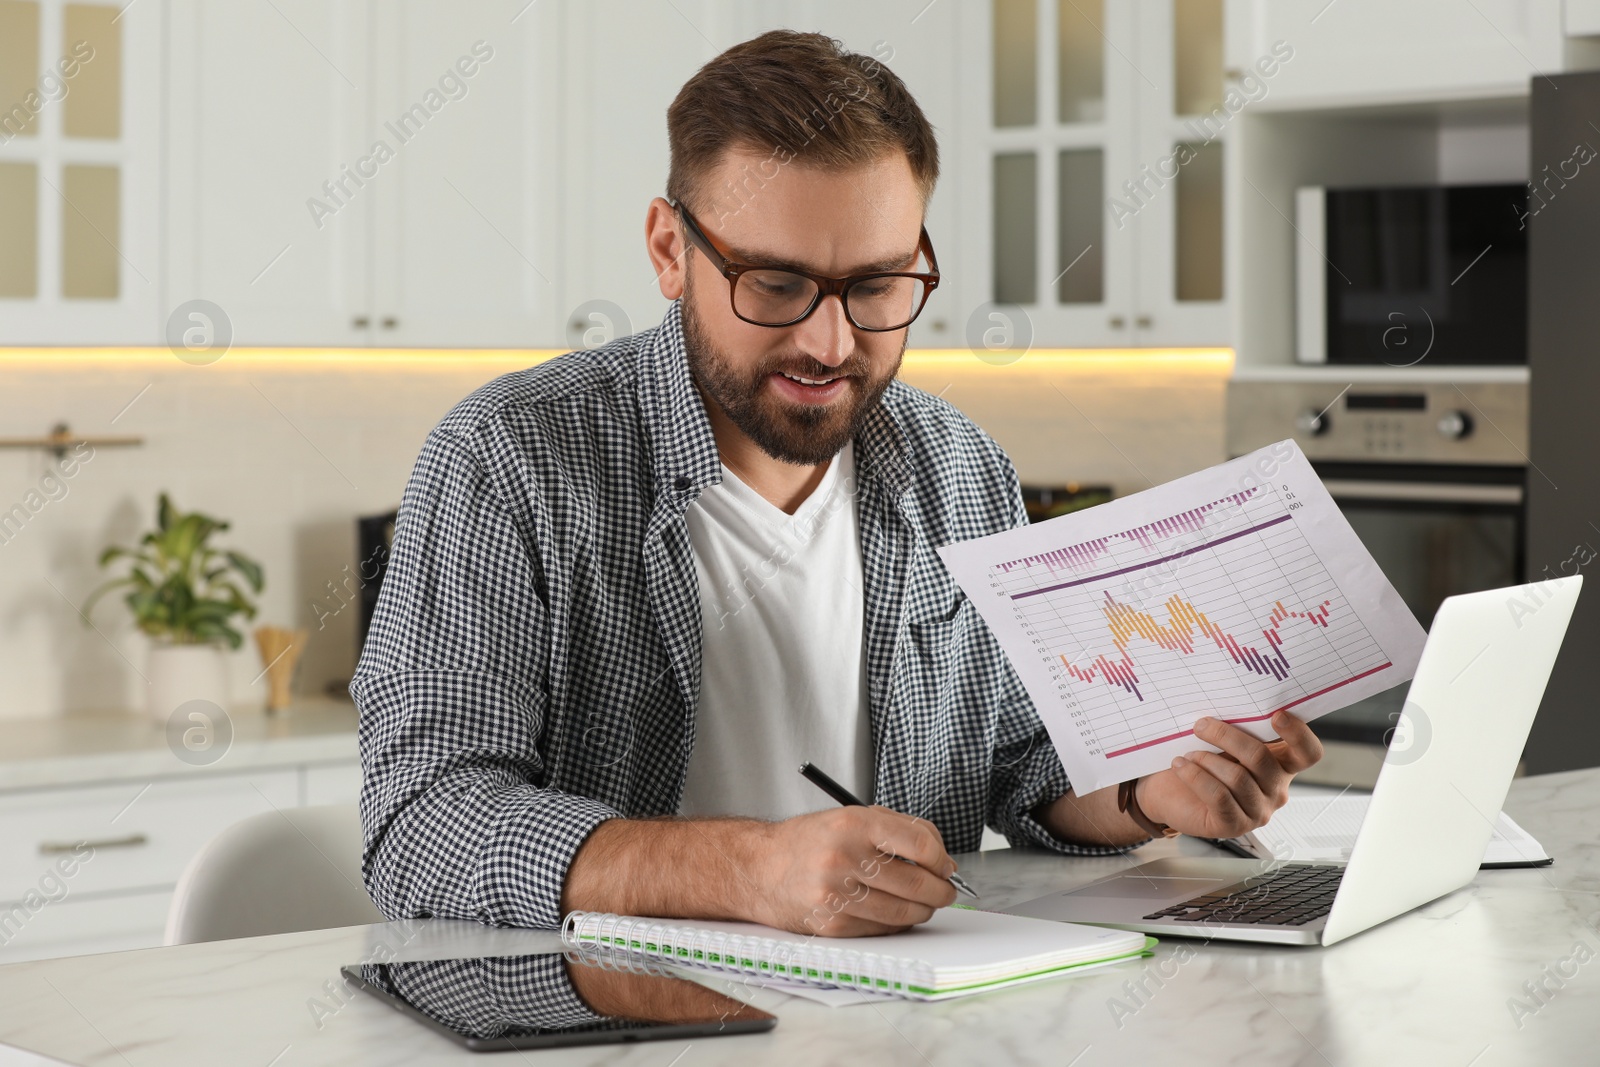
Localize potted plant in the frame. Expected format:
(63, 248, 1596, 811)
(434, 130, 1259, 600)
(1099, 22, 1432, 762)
(84, 493, 265, 722)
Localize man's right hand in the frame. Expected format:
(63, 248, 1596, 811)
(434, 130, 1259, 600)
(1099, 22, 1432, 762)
(751, 805, 959, 937)
(562, 805, 960, 938)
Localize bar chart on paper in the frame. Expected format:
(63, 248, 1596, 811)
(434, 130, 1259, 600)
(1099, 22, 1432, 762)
(938, 441, 1427, 793)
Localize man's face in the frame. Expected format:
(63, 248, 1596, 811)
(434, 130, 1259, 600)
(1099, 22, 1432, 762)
(677, 150, 927, 466)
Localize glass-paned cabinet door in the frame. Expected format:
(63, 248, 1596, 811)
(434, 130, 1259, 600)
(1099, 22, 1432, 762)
(981, 0, 1136, 349)
(1131, 0, 1230, 346)
(0, 0, 158, 343)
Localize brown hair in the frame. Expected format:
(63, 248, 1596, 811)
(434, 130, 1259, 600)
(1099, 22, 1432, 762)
(665, 30, 939, 219)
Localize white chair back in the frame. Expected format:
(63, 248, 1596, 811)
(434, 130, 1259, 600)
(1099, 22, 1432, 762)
(164, 803, 385, 945)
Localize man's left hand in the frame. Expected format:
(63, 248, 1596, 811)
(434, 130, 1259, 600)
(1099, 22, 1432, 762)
(1134, 710, 1324, 839)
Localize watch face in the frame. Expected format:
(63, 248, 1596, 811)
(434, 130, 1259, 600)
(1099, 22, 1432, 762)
(343, 950, 775, 1051)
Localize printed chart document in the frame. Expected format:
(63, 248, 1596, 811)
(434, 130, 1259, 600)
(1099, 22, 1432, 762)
(938, 440, 1427, 794)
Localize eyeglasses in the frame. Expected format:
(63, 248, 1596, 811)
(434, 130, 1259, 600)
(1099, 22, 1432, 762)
(671, 201, 940, 332)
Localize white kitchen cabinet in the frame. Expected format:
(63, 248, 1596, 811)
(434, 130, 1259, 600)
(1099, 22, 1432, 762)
(0, 770, 299, 904)
(167, 0, 566, 348)
(556, 0, 723, 349)
(1229, 0, 1566, 109)
(947, 0, 1235, 350)
(0, 0, 162, 344)
(0, 714, 359, 965)
(15, 0, 1596, 351)
(721, 0, 969, 345)
(1131, 1, 1230, 346)
(958, 0, 1129, 350)
(165, 0, 373, 347)
(365, 1, 566, 347)
(955, 0, 1230, 350)
(1572, 0, 1600, 35)
(557, 0, 971, 349)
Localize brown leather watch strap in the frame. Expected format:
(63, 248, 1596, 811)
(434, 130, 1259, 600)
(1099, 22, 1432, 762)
(1118, 777, 1180, 839)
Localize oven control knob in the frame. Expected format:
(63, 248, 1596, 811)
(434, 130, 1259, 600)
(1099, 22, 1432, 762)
(1437, 410, 1474, 440)
(1295, 409, 1330, 436)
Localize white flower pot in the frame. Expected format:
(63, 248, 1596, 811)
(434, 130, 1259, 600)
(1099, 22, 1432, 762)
(146, 643, 231, 724)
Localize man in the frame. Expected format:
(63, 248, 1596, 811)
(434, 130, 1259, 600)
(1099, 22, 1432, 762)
(354, 30, 1323, 941)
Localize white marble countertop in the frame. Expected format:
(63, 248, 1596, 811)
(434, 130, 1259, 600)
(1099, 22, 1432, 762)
(0, 767, 1597, 1066)
(0, 701, 359, 792)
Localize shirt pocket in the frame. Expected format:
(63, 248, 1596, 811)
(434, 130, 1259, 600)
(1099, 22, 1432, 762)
(901, 599, 973, 713)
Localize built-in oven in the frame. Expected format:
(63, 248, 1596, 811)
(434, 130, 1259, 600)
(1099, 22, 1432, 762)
(1227, 372, 1529, 775)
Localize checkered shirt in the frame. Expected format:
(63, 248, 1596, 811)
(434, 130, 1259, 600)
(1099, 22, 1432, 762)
(352, 299, 1132, 931)
(365, 957, 607, 1035)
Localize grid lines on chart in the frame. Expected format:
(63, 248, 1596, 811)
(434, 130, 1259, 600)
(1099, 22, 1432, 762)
(990, 481, 1391, 760)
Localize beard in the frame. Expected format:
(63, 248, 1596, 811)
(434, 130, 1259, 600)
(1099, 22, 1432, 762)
(680, 273, 904, 466)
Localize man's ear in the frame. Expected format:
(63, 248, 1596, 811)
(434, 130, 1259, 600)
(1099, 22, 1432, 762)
(645, 197, 689, 300)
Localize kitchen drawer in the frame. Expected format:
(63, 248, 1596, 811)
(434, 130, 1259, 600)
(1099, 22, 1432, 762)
(0, 770, 299, 904)
(0, 888, 170, 965)
(302, 762, 361, 807)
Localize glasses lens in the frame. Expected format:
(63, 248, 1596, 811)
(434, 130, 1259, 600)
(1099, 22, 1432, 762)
(733, 269, 820, 326)
(846, 276, 929, 330)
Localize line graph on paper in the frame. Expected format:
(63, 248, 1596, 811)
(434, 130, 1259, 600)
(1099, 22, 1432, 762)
(940, 442, 1428, 791)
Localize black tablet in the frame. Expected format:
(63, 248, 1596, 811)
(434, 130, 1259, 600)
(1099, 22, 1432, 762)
(342, 948, 776, 1053)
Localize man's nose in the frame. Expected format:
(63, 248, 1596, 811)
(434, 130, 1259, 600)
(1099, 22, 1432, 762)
(790, 293, 853, 368)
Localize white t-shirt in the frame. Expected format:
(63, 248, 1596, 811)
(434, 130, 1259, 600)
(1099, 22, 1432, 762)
(677, 441, 874, 822)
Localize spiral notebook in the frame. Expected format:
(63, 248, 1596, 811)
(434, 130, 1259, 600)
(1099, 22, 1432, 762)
(560, 905, 1154, 1002)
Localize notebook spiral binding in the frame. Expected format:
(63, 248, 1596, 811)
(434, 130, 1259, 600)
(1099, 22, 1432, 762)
(560, 911, 930, 994)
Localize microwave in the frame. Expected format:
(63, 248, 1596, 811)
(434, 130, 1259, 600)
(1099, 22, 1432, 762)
(1295, 183, 1528, 365)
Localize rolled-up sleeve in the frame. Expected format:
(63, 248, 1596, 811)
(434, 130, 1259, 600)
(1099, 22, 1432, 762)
(988, 684, 1141, 856)
(353, 427, 620, 930)
(981, 444, 1141, 857)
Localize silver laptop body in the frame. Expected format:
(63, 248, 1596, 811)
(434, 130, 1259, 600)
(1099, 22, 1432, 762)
(1003, 577, 1581, 947)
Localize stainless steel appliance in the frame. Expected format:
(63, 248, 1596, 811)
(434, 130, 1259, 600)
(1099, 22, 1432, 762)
(1295, 183, 1528, 365)
(1227, 371, 1529, 778)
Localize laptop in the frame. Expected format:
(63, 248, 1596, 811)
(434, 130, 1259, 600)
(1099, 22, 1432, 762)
(1003, 577, 1581, 947)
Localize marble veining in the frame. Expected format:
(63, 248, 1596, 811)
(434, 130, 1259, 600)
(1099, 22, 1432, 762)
(0, 768, 1598, 1065)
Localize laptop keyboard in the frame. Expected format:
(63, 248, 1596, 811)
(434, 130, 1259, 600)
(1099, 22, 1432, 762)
(1141, 864, 1345, 926)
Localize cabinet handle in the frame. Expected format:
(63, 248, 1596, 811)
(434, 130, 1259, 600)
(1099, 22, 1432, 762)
(1109, 315, 1126, 329)
(381, 316, 398, 329)
(1224, 67, 1244, 81)
(39, 833, 148, 854)
(352, 316, 370, 329)
(1136, 314, 1153, 328)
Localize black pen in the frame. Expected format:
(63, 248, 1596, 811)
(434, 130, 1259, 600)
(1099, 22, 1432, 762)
(798, 762, 980, 901)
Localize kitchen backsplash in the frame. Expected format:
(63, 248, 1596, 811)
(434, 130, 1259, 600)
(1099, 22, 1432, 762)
(0, 343, 1229, 719)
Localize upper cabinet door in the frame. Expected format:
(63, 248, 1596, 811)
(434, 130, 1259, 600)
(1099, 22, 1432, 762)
(0, 0, 161, 344)
(1130, 0, 1229, 347)
(366, 1, 564, 348)
(730, 0, 967, 348)
(557, 0, 729, 351)
(965, 0, 1140, 351)
(166, 0, 372, 346)
(1231, 0, 1564, 108)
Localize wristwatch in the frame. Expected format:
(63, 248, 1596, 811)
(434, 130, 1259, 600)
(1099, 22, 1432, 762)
(1117, 777, 1180, 839)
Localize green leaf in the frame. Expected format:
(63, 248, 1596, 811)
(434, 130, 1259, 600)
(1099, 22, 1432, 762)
(190, 619, 242, 650)
(157, 493, 174, 533)
(79, 577, 135, 620)
(98, 545, 155, 570)
(227, 551, 265, 593)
